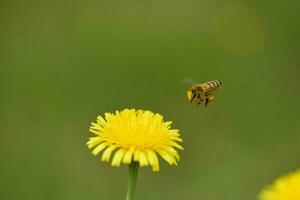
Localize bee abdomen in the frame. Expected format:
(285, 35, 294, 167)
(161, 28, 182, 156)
(209, 80, 222, 88)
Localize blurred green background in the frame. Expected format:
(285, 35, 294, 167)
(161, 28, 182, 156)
(1, 0, 300, 199)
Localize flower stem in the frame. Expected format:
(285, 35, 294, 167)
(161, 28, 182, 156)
(126, 162, 139, 200)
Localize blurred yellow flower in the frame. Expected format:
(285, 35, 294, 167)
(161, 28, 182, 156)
(259, 169, 300, 200)
(87, 109, 183, 171)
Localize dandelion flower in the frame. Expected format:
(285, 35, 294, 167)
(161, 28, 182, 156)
(87, 108, 183, 172)
(259, 169, 300, 200)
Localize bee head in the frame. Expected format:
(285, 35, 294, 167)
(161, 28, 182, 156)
(187, 89, 196, 103)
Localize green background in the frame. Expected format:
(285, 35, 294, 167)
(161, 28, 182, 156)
(1, 0, 300, 199)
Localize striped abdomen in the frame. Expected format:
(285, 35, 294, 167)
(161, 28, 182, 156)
(201, 80, 222, 92)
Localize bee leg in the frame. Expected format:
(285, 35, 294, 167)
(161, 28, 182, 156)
(197, 99, 202, 105)
(204, 95, 214, 108)
(197, 97, 203, 107)
(204, 97, 209, 108)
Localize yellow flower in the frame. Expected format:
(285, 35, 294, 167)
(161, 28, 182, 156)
(87, 109, 183, 171)
(259, 169, 300, 200)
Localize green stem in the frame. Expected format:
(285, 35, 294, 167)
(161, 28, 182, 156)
(126, 162, 139, 200)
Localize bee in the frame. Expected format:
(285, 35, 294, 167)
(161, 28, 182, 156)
(186, 80, 222, 108)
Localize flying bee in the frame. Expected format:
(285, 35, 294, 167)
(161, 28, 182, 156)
(186, 80, 222, 108)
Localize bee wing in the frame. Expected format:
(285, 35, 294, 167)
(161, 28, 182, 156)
(181, 77, 198, 85)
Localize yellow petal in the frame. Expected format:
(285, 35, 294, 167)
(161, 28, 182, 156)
(105, 113, 113, 122)
(139, 151, 148, 166)
(152, 164, 159, 171)
(88, 136, 101, 142)
(90, 122, 101, 130)
(89, 129, 100, 135)
(162, 146, 180, 161)
(172, 137, 183, 142)
(164, 121, 172, 128)
(156, 149, 176, 165)
(112, 148, 126, 167)
(97, 116, 107, 126)
(169, 141, 184, 150)
(101, 145, 118, 162)
(86, 137, 103, 149)
(86, 137, 102, 149)
(123, 148, 134, 164)
(92, 142, 109, 156)
(154, 114, 163, 123)
(146, 150, 159, 171)
(169, 129, 180, 136)
(167, 147, 180, 161)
